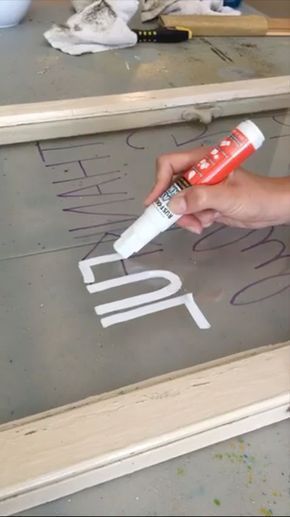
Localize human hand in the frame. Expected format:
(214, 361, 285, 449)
(145, 148, 290, 234)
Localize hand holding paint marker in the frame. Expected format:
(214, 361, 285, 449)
(114, 120, 265, 259)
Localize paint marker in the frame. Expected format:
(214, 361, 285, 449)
(114, 120, 265, 259)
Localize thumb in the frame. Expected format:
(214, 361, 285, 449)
(168, 182, 231, 215)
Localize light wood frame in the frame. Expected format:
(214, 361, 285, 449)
(0, 343, 289, 515)
(0, 76, 289, 145)
(0, 76, 290, 515)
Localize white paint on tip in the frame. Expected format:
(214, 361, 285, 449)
(125, 61, 130, 70)
(78, 253, 210, 330)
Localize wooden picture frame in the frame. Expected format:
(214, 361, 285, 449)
(0, 76, 290, 515)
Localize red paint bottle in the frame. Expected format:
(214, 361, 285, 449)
(115, 120, 265, 259)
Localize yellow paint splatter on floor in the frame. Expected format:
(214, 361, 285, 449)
(259, 507, 273, 516)
(176, 467, 185, 476)
(247, 465, 253, 485)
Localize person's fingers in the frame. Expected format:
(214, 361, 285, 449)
(194, 209, 220, 228)
(176, 214, 203, 234)
(168, 181, 232, 215)
(177, 210, 218, 234)
(144, 147, 208, 206)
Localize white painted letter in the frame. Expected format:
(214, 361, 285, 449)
(79, 253, 121, 284)
(99, 293, 210, 329)
(79, 253, 210, 330)
(90, 270, 181, 314)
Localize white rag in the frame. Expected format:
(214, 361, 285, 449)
(44, 0, 240, 55)
(44, 0, 138, 55)
(141, 0, 241, 21)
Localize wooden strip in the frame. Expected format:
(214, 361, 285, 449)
(0, 402, 288, 516)
(267, 17, 290, 31)
(267, 30, 290, 36)
(1, 77, 287, 126)
(0, 94, 289, 146)
(0, 342, 284, 433)
(0, 76, 289, 146)
(0, 343, 289, 515)
(160, 14, 269, 36)
(161, 14, 290, 36)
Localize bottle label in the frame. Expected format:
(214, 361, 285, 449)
(152, 125, 256, 226)
(183, 128, 254, 186)
(153, 178, 189, 222)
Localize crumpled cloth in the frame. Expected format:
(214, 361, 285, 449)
(44, 0, 240, 55)
(44, 0, 138, 55)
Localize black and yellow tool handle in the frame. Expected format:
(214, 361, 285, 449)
(133, 27, 192, 43)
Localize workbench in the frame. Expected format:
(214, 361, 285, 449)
(0, 1, 289, 515)
(0, 1, 289, 103)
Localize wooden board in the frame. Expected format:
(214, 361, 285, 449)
(0, 76, 289, 145)
(160, 14, 290, 36)
(161, 14, 268, 36)
(0, 342, 289, 515)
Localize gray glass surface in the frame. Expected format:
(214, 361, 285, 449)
(0, 112, 289, 424)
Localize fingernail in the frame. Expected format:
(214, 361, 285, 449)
(186, 226, 202, 234)
(169, 196, 187, 214)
